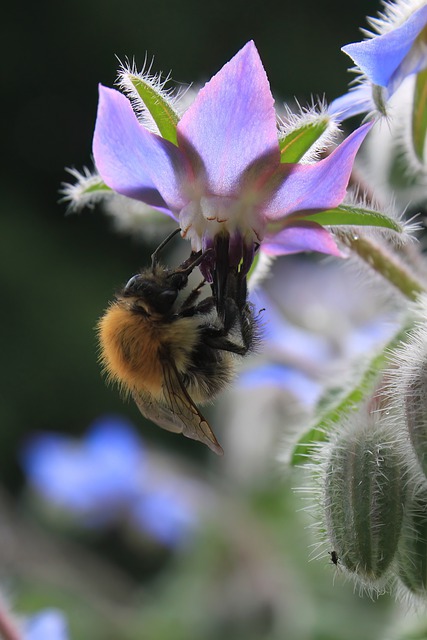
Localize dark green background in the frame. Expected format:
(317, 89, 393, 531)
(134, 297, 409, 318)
(2, 0, 378, 482)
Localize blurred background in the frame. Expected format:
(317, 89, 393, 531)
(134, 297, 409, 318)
(1, 1, 418, 638)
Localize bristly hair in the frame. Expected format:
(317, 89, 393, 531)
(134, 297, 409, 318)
(303, 399, 414, 600)
(277, 97, 341, 163)
(340, 1, 427, 120)
(116, 56, 191, 134)
(362, 0, 426, 39)
(60, 166, 111, 213)
(339, 188, 422, 246)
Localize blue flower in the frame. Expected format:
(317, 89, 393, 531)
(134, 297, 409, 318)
(24, 609, 69, 640)
(330, 1, 427, 119)
(237, 256, 401, 407)
(93, 41, 371, 276)
(131, 488, 198, 547)
(21, 415, 142, 526)
(21, 415, 201, 547)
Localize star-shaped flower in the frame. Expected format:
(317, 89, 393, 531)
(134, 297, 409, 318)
(92, 41, 375, 297)
(330, 1, 427, 119)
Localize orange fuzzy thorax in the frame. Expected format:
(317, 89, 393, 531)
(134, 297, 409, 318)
(97, 301, 199, 397)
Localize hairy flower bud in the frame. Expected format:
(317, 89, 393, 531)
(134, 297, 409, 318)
(387, 299, 427, 480)
(404, 370, 427, 478)
(395, 486, 427, 600)
(321, 406, 407, 589)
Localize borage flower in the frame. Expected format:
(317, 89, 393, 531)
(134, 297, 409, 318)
(92, 41, 398, 301)
(330, 0, 427, 120)
(21, 415, 206, 548)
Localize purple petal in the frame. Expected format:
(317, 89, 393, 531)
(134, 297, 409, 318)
(177, 41, 279, 194)
(93, 85, 188, 212)
(329, 84, 374, 120)
(262, 221, 343, 257)
(264, 122, 372, 219)
(342, 5, 427, 87)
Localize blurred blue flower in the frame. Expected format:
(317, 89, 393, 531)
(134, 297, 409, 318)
(221, 256, 403, 481)
(24, 609, 68, 640)
(238, 364, 321, 408)
(21, 415, 201, 546)
(21, 415, 142, 526)
(330, 1, 427, 119)
(131, 487, 198, 547)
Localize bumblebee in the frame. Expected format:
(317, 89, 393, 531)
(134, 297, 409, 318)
(97, 230, 257, 454)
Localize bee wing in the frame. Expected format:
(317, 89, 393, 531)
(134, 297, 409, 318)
(131, 360, 224, 456)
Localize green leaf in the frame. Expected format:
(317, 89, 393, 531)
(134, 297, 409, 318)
(300, 204, 403, 233)
(127, 74, 179, 145)
(290, 325, 410, 466)
(279, 117, 329, 163)
(412, 67, 427, 164)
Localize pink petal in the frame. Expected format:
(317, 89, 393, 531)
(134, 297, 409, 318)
(93, 85, 188, 213)
(177, 41, 279, 195)
(262, 221, 343, 257)
(264, 122, 373, 219)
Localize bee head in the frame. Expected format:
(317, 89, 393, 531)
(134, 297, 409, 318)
(121, 271, 188, 315)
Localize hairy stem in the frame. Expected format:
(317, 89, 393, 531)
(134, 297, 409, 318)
(341, 234, 426, 301)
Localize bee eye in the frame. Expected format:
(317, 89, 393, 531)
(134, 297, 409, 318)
(124, 275, 139, 292)
(159, 289, 177, 303)
(155, 289, 178, 312)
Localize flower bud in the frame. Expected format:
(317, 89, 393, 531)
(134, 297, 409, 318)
(386, 301, 427, 480)
(395, 485, 427, 600)
(322, 406, 407, 588)
(404, 373, 427, 478)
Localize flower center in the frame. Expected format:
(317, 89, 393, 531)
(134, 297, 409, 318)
(179, 195, 265, 255)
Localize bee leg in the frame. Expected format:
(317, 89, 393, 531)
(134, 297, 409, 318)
(203, 335, 249, 356)
(224, 269, 246, 309)
(212, 234, 230, 319)
(203, 318, 256, 355)
(181, 280, 207, 309)
(202, 298, 257, 355)
(242, 302, 260, 352)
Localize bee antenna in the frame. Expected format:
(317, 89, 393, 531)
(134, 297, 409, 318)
(151, 228, 181, 270)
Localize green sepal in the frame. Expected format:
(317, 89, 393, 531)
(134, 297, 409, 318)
(290, 325, 410, 465)
(372, 84, 388, 118)
(81, 178, 112, 197)
(300, 204, 403, 233)
(279, 117, 329, 163)
(412, 67, 427, 164)
(126, 74, 179, 145)
(246, 251, 260, 281)
(63, 172, 113, 211)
